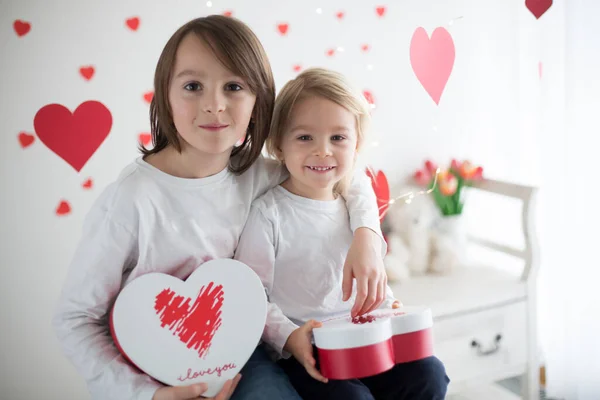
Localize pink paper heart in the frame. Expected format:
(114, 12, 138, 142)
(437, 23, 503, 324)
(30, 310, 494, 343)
(410, 27, 455, 105)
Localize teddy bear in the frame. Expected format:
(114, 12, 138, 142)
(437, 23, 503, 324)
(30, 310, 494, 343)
(382, 186, 461, 283)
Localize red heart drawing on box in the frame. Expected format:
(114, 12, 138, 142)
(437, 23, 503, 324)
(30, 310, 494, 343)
(126, 17, 140, 31)
(18, 132, 35, 148)
(33, 101, 112, 172)
(13, 20, 31, 37)
(366, 167, 390, 221)
(79, 66, 95, 81)
(410, 27, 455, 105)
(277, 23, 289, 35)
(110, 259, 267, 397)
(525, 0, 552, 19)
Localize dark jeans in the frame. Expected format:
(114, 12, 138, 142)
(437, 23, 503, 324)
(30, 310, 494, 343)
(278, 346, 449, 400)
(231, 344, 302, 400)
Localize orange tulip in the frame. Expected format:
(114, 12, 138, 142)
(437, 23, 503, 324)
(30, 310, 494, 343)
(438, 170, 458, 196)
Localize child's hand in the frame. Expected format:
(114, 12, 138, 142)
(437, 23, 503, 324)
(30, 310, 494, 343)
(152, 375, 241, 400)
(283, 320, 328, 384)
(392, 300, 401, 309)
(343, 227, 387, 317)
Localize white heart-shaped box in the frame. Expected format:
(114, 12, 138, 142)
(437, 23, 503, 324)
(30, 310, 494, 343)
(110, 259, 267, 397)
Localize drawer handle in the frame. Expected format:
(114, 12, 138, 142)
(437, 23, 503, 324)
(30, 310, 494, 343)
(470, 334, 502, 356)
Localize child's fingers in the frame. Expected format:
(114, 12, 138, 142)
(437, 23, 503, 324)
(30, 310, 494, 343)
(303, 361, 329, 384)
(392, 299, 402, 309)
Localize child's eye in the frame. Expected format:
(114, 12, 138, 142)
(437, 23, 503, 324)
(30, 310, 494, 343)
(184, 82, 201, 91)
(331, 135, 346, 141)
(297, 135, 312, 141)
(226, 83, 243, 91)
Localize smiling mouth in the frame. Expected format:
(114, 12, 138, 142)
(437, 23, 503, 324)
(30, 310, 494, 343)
(199, 124, 229, 131)
(307, 166, 336, 171)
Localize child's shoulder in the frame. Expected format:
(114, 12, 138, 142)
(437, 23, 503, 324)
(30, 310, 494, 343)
(249, 185, 288, 216)
(88, 158, 157, 220)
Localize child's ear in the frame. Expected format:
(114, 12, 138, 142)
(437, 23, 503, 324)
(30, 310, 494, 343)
(274, 147, 284, 163)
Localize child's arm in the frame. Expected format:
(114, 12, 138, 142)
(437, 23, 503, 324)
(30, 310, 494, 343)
(52, 207, 162, 400)
(233, 205, 299, 358)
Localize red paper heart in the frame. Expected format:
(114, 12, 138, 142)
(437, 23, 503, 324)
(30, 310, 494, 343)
(143, 91, 154, 104)
(18, 132, 35, 148)
(13, 20, 31, 37)
(376, 6, 386, 17)
(525, 0, 552, 19)
(155, 282, 224, 358)
(336, 11, 345, 20)
(366, 168, 390, 221)
(277, 23, 289, 35)
(126, 17, 140, 31)
(34, 101, 112, 172)
(79, 66, 95, 81)
(361, 44, 370, 52)
(410, 27, 455, 105)
(292, 64, 302, 73)
(363, 90, 375, 106)
(139, 133, 152, 146)
(326, 49, 335, 57)
(223, 10, 233, 17)
(56, 200, 71, 216)
(82, 178, 93, 189)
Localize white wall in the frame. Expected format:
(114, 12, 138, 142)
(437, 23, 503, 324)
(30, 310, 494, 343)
(0, 1, 551, 398)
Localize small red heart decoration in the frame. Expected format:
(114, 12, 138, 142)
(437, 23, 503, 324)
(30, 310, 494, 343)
(292, 65, 302, 73)
(361, 44, 370, 52)
(223, 10, 233, 17)
(13, 20, 31, 37)
(410, 27, 455, 105)
(79, 66, 95, 81)
(277, 23, 289, 35)
(326, 49, 335, 57)
(126, 17, 140, 31)
(525, 0, 552, 19)
(376, 6, 386, 17)
(139, 133, 152, 146)
(336, 11, 345, 20)
(18, 132, 35, 148)
(366, 167, 390, 221)
(363, 90, 375, 106)
(33, 101, 112, 172)
(143, 91, 154, 104)
(82, 178, 93, 189)
(56, 200, 71, 216)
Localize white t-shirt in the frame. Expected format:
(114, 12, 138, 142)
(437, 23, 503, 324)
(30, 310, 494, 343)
(234, 186, 395, 359)
(52, 155, 383, 400)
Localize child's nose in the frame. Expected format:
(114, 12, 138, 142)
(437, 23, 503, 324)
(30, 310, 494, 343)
(314, 141, 332, 157)
(202, 90, 226, 114)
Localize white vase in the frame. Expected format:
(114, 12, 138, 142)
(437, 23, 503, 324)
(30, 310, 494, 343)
(430, 214, 468, 273)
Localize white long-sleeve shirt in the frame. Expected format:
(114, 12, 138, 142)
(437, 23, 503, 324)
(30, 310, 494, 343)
(52, 155, 383, 400)
(233, 186, 395, 359)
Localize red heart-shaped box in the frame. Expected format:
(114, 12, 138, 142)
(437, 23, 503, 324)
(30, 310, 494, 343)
(313, 306, 433, 379)
(110, 259, 267, 396)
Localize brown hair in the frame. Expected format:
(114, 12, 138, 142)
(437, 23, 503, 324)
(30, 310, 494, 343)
(266, 67, 371, 194)
(140, 15, 275, 174)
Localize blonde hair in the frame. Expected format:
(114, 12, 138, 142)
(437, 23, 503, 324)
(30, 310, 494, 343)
(267, 67, 371, 195)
